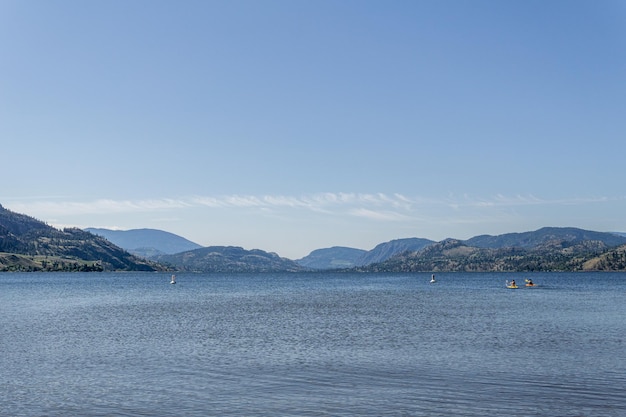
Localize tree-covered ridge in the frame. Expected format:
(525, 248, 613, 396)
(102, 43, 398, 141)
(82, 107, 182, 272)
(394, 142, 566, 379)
(0, 204, 165, 272)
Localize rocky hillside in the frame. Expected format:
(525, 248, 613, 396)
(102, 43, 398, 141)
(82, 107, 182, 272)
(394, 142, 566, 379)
(356, 237, 435, 265)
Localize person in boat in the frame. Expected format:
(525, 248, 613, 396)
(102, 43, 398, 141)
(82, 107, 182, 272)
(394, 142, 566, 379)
(526, 279, 534, 286)
(430, 274, 436, 282)
(510, 279, 516, 287)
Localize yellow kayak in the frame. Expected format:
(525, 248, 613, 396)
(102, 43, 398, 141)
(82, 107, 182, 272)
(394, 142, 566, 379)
(506, 284, 518, 289)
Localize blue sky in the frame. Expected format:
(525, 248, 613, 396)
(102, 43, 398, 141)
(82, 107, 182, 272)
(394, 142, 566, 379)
(2, 0, 625, 259)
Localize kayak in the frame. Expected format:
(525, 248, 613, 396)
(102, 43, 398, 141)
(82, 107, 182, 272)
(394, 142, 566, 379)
(525, 283, 536, 287)
(506, 284, 518, 289)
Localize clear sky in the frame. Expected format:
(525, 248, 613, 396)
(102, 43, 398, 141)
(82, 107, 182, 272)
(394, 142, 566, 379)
(2, 0, 625, 259)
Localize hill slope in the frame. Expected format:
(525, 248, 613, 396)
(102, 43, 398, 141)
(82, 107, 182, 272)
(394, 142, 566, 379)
(582, 244, 626, 270)
(85, 227, 202, 256)
(0, 204, 164, 272)
(155, 246, 306, 273)
(465, 227, 626, 249)
(295, 246, 367, 269)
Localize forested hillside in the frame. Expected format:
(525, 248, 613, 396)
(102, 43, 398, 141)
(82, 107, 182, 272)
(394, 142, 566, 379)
(0, 204, 165, 272)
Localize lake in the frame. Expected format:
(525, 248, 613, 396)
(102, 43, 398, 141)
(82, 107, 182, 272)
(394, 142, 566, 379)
(1, 272, 625, 416)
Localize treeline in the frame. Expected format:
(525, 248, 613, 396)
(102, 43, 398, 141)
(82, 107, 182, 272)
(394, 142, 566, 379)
(0, 254, 104, 272)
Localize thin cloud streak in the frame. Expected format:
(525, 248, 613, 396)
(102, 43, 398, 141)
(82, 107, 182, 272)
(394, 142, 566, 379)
(349, 208, 413, 221)
(6, 193, 620, 220)
(7, 199, 192, 216)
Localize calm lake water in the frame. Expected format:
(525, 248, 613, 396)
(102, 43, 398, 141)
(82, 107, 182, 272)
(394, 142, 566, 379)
(1, 272, 625, 416)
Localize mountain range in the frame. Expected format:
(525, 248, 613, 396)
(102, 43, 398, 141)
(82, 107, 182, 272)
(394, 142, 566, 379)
(2, 202, 626, 272)
(298, 228, 626, 272)
(295, 238, 434, 269)
(85, 226, 626, 273)
(357, 232, 626, 273)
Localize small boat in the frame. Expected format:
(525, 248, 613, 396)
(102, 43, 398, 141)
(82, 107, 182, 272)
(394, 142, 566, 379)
(430, 274, 436, 283)
(506, 280, 518, 289)
(525, 279, 536, 287)
(170, 274, 176, 284)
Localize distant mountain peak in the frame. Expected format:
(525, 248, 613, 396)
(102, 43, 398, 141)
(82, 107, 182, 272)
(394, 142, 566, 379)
(85, 228, 202, 256)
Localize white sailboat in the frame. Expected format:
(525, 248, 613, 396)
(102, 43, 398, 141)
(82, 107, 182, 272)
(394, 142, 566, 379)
(170, 274, 176, 284)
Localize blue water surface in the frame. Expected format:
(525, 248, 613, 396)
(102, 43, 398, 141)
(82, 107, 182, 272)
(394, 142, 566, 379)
(1, 272, 625, 416)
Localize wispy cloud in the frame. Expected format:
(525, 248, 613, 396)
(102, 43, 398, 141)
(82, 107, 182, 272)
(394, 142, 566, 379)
(6, 192, 621, 222)
(348, 208, 413, 221)
(6, 198, 191, 216)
